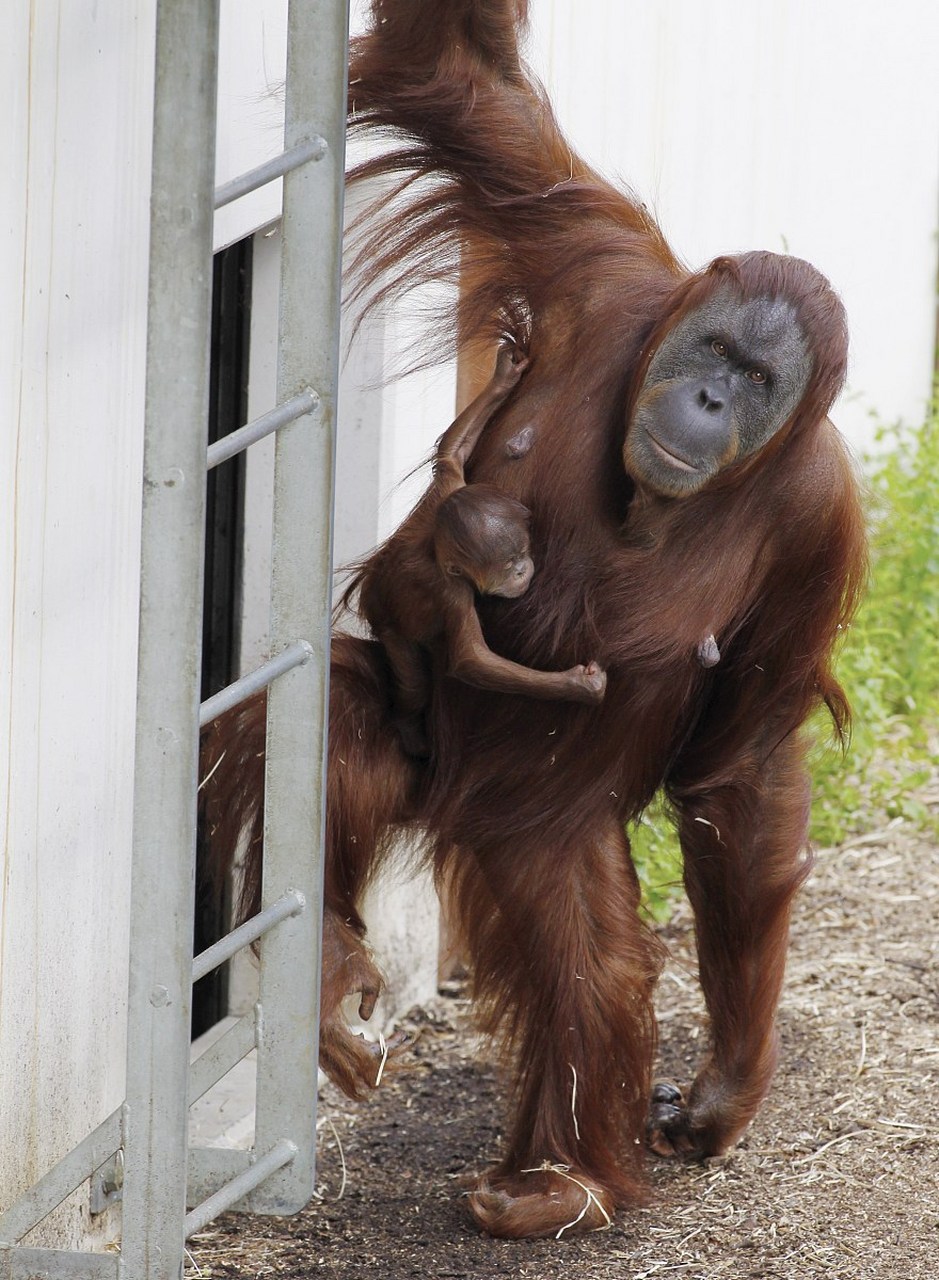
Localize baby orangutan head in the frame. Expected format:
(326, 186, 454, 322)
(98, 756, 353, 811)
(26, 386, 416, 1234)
(434, 484, 534, 598)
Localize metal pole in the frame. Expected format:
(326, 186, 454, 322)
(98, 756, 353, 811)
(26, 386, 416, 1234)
(214, 137, 327, 209)
(206, 389, 318, 470)
(191, 889, 306, 983)
(120, 0, 219, 1274)
(183, 1140, 298, 1238)
(198, 640, 314, 727)
(247, 0, 349, 1215)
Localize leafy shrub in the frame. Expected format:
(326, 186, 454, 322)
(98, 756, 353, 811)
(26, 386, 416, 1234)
(810, 408, 939, 842)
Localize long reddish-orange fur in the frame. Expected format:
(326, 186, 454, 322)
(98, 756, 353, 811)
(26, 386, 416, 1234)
(201, 0, 867, 1239)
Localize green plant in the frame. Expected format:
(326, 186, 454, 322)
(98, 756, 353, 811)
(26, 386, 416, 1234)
(810, 408, 939, 843)
(630, 797, 683, 922)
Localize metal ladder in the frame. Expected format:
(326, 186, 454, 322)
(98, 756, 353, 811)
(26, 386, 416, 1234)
(0, 0, 347, 1275)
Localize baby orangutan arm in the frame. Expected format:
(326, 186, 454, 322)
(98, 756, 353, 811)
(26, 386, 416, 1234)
(444, 583, 607, 705)
(433, 343, 529, 495)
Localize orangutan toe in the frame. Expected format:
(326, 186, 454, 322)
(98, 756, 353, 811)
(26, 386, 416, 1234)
(647, 1079, 699, 1158)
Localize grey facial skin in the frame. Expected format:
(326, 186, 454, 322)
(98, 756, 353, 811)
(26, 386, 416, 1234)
(624, 288, 812, 499)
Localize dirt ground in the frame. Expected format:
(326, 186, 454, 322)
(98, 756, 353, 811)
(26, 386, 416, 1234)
(188, 780, 939, 1280)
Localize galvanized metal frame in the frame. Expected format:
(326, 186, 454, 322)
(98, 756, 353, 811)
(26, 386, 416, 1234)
(248, 0, 347, 1215)
(0, 0, 348, 1273)
(119, 1, 221, 1270)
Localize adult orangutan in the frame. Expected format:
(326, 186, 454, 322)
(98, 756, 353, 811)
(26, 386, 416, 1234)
(202, 0, 866, 1241)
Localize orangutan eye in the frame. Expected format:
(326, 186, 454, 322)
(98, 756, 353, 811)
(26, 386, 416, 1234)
(747, 368, 767, 385)
(711, 340, 728, 358)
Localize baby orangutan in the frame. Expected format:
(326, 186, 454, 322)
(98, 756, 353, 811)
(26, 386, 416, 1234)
(345, 344, 607, 757)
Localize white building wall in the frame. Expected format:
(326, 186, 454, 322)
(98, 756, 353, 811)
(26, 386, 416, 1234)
(214, 0, 288, 253)
(0, 0, 156, 1247)
(0, 0, 300, 1246)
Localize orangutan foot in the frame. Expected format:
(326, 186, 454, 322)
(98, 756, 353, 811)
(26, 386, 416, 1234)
(467, 1162, 615, 1240)
(319, 1021, 412, 1101)
(648, 1077, 737, 1160)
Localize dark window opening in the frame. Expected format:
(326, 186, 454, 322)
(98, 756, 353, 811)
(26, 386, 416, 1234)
(193, 236, 253, 1038)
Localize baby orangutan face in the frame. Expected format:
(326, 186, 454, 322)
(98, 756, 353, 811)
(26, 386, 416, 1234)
(471, 526, 535, 598)
(435, 484, 535, 599)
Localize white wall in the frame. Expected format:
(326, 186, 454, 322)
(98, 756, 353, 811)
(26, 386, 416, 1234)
(524, 0, 939, 452)
(0, 0, 156, 1248)
(215, 0, 287, 252)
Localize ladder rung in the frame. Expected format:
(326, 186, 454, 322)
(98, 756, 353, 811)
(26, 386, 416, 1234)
(183, 1139, 297, 1238)
(207, 389, 318, 470)
(192, 891, 306, 983)
(213, 136, 327, 209)
(199, 641, 314, 728)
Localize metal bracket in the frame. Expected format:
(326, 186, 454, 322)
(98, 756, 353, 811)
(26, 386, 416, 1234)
(89, 1150, 124, 1216)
